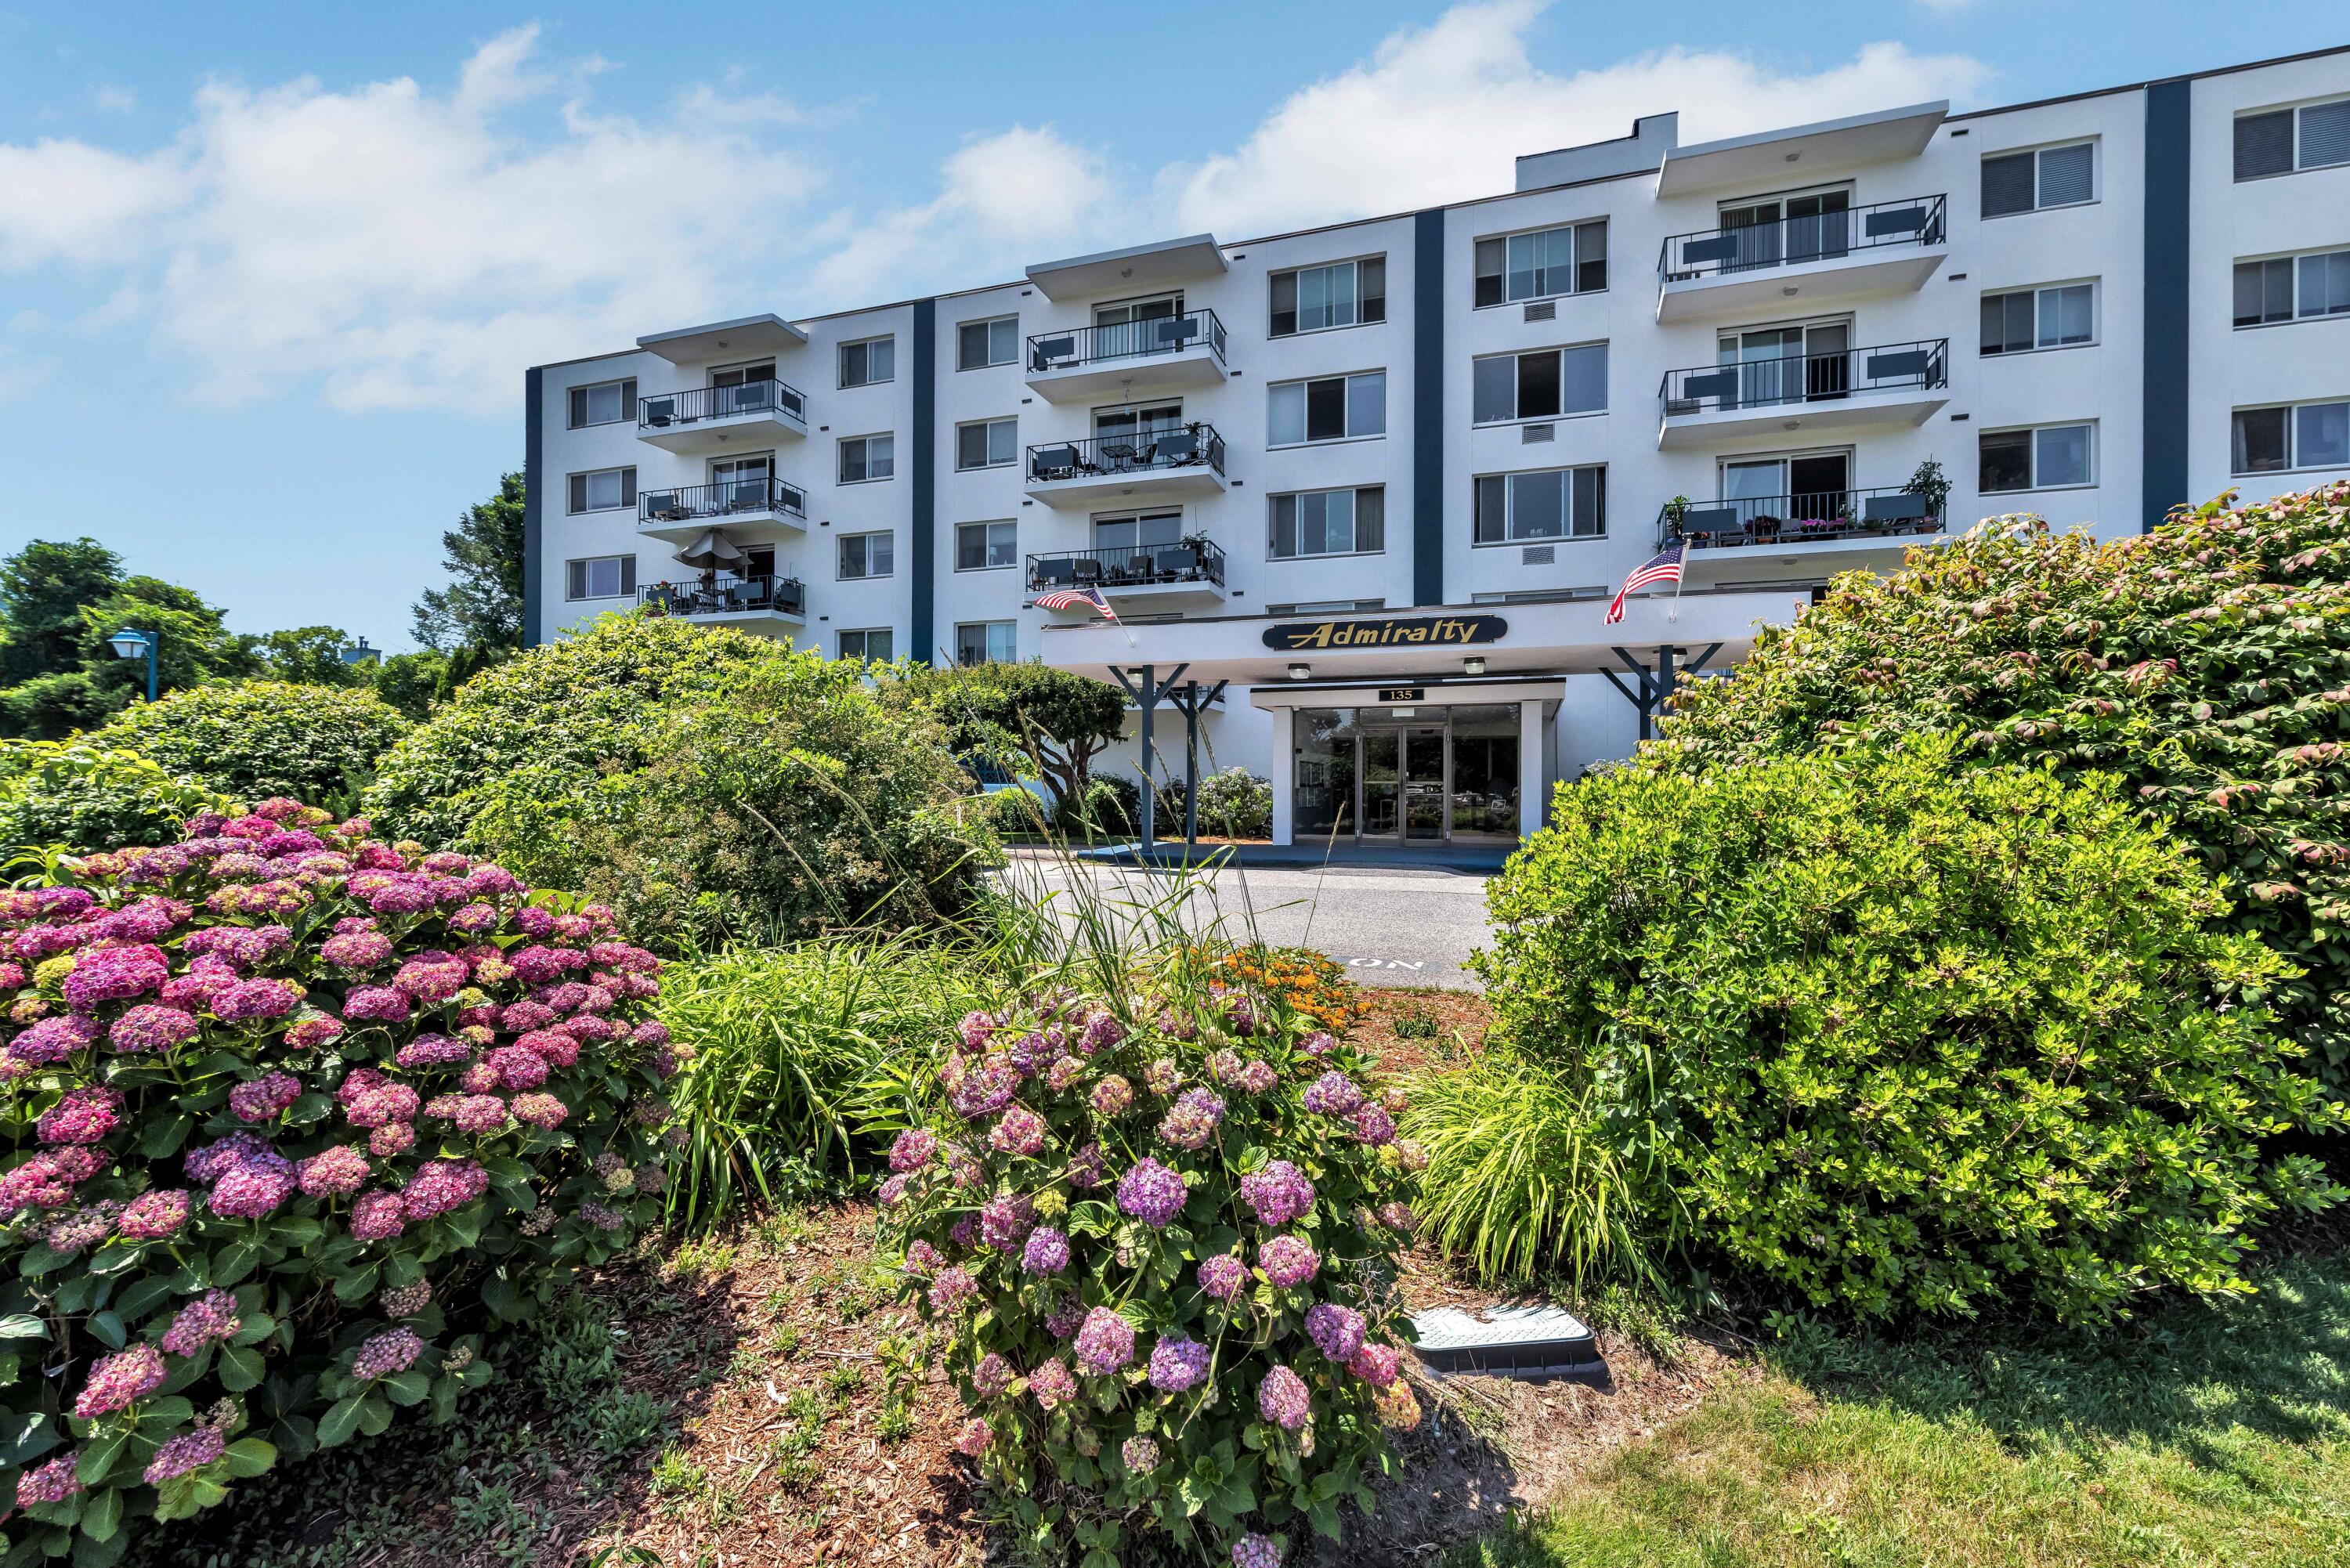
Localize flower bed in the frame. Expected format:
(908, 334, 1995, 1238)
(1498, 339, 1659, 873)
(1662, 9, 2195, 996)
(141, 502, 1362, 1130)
(0, 798, 678, 1561)
(884, 981, 1422, 1568)
(1201, 948, 1369, 1035)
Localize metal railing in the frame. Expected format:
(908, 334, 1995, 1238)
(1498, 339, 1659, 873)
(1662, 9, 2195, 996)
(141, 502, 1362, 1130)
(1655, 485, 1945, 550)
(1026, 537, 1227, 594)
(638, 476, 808, 527)
(639, 576, 806, 617)
(1660, 339, 1947, 417)
(1026, 425, 1227, 484)
(1028, 309, 1228, 374)
(638, 378, 808, 432)
(1658, 195, 1947, 283)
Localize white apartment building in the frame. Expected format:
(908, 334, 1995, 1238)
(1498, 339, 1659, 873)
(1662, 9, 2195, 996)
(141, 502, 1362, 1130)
(527, 46, 2350, 848)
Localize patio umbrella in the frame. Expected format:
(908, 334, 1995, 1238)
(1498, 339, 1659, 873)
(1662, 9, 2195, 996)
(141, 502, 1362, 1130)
(672, 530, 747, 570)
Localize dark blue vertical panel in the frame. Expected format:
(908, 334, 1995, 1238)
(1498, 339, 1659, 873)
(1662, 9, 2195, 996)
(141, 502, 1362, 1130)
(1412, 208, 1446, 608)
(522, 366, 544, 647)
(912, 298, 938, 661)
(2142, 78, 2191, 533)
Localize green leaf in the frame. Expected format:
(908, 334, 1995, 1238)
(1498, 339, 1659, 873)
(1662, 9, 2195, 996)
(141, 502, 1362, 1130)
(17, 1245, 71, 1279)
(78, 1487, 122, 1546)
(76, 1429, 128, 1487)
(230, 1311, 277, 1347)
(137, 1397, 195, 1430)
(0, 1313, 47, 1341)
(356, 1396, 393, 1437)
(212, 1241, 261, 1289)
(139, 1117, 192, 1161)
(315, 1396, 365, 1449)
(2, 1410, 60, 1467)
(217, 1344, 266, 1393)
(222, 1437, 276, 1479)
(381, 1371, 431, 1407)
(110, 1275, 178, 1323)
(85, 1312, 125, 1351)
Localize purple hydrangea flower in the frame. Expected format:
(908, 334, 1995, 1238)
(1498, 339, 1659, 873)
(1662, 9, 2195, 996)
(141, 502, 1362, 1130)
(1238, 1060, 1278, 1094)
(400, 1158, 488, 1219)
(213, 977, 302, 1024)
(1008, 1028, 1066, 1078)
(1148, 1334, 1211, 1393)
(1077, 1010, 1125, 1055)
(1305, 1303, 1367, 1363)
(75, 1344, 166, 1417)
(877, 1173, 910, 1208)
(228, 1072, 302, 1122)
(1233, 1532, 1284, 1568)
(1198, 1253, 1247, 1302)
(1089, 1075, 1133, 1117)
(351, 1326, 424, 1379)
(1261, 1234, 1321, 1289)
(888, 1128, 936, 1174)
(950, 1060, 1021, 1120)
(1115, 1158, 1188, 1229)
(1075, 1308, 1137, 1376)
(1256, 1364, 1311, 1430)
(186, 1133, 273, 1183)
(928, 1266, 978, 1314)
(297, 1145, 371, 1197)
(108, 1003, 199, 1055)
(1300, 1031, 1337, 1058)
(1302, 1071, 1365, 1116)
(1021, 1225, 1071, 1277)
(144, 1426, 227, 1485)
(979, 1192, 1036, 1250)
(16, 1453, 81, 1505)
(1157, 1088, 1226, 1151)
(1351, 1104, 1397, 1146)
(159, 1290, 242, 1357)
(1044, 1294, 1087, 1339)
(1028, 1357, 1077, 1411)
(36, 1087, 121, 1145)
(1376, 1201, 1416, 1236)
(1067, 1141, 1108, 1190)
(1239, 1161, 1316, 1227)
(971, 1350, 1014, 1398)
(10, 1015, 101, 1064)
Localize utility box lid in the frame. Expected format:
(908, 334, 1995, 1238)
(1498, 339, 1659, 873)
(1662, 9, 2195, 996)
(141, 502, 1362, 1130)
(1410, 1304, 1607, 1382)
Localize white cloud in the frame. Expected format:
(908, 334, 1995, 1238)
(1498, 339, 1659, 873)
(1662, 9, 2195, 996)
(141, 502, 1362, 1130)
(91, 85, 139, 114)
(0, 26, 820, 414)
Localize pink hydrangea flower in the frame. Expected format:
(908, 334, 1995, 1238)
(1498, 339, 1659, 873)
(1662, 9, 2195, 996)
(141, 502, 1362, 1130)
(159, 1290, 241, 1357)
(36, 1086, 121, 1145)
(971, 1351, 1014, 1398)
(400, 1158, 488, 1219)
(75, 1344, 166, 1417)
(953, 1417, 991, 1457)
(1306, 1303, 1367, 1362)
(1302, 1071, 1365, 1115)
(1261, 1235, 1320, 1289)
(342, 985, 411, 1022)
(888, 1129, 935, 1172)
(1028, 1357, 1077, 1411)
(115, 1187, 192, 1241)
(209, 1156, 296, 1219)
(298, 1145, 371, 1197)
(990, 1104, 1047, 1157)
(1351, 1104, 1397, 1147)
(1157, 1088, 1226, 1151)
(1075, 1307, 1136, 1376)
(485, 1045, 548, 1090)
(395, 1033, 472, 1070)
(979, 1192, 1036, 1250)
(1256, 1364, 1311, 1430)
(928, 1266, 978, 1314)
(1089, 1075, 1133, 1116)
(229, 1072, 302, 1122)
(108, 1003, 199, 1055)
(510, 1092, 569, 1129)
(350, 1189, 406, 1241)
(16, 1454, 81, 1506)
(1239, 1161, 1316, 1227)
(213, 977, 302, 1024)
(1346, 1343, 1401, 1388)
(1198, 1253, 1246, 1302)
(368, 1121, 418, 1157)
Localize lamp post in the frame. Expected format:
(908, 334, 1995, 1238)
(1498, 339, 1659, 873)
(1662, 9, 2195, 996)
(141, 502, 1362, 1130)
(107, 628, 158, 703)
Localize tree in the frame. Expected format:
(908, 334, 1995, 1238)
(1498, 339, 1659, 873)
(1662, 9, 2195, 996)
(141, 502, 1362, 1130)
(0, 538, 122, 687)
(412, 471, 526, 655)
(891, 662, 1126, 816)
(368, 649, 450, 721)
(252, 626, 366, 686)
(86, 681, 411, 807)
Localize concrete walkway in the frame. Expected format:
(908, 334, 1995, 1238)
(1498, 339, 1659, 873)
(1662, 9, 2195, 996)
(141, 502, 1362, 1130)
(996, 849, 1497, 990)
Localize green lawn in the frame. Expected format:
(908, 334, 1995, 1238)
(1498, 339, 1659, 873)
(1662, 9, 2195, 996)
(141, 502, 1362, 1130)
(1457, 1247, 2350, 1568)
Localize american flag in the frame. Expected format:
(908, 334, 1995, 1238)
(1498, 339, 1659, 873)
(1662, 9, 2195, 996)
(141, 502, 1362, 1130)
(1034, 584, 1118, 620)
(1603, 544, 1686, 625)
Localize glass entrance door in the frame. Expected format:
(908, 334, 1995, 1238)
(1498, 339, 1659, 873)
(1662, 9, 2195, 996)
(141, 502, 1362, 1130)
(1401, 729, 1447, 840)
(1360, 732, 1401, 837)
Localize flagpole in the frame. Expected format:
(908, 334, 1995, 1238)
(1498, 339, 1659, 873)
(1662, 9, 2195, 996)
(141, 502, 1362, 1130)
(1668, 544, 1687, 624)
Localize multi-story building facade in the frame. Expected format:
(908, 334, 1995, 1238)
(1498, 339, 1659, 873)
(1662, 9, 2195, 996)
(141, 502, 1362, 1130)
(527, 47, 2350, 847)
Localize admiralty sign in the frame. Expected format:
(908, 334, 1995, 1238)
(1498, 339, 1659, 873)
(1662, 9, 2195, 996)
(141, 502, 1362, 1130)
(1260, 614, 1508, 652)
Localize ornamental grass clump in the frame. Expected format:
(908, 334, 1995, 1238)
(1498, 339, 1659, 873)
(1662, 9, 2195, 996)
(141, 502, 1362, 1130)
(884, 981, 1422, 1568)
(0, 797, 679, 1562)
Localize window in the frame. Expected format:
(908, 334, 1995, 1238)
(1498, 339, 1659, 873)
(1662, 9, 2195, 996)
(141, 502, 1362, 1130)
(838, 628, 895, 662)
(1979, 423, 2095, 493)
(567, 378, 635, 428)
(2235, 99, 2350, 180)
(2234, 250, 2350, 326)
(1269, 258, 1386, 337)
(1267, 370, 1385, 445)
(838, 335, 895, 388)
(958, 316, 1018, 370)
(1980, 143, 2095, 217)
(2232, 401, 2350, 474)
(838, 532, 895, 580)
(1270, 486, 1385, 559)
(956, 621, 1016, 667)
(956, 520, 1017, 570)
(565, 555, 635, 601)
(566, 466, 636, 513)
(1471, 466, 1605, 543)
(956, 417, 1018, 470)
(1474, 219, 1607, 307)
(1473, 344, 1607, 422)
(1979, 284, 2095, 354)
(839, 433, 895, 483)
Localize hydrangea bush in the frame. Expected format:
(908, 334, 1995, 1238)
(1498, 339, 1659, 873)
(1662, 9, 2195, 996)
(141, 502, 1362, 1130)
(0, 798, 680, 1563)
(884, 979, 1423, 1568)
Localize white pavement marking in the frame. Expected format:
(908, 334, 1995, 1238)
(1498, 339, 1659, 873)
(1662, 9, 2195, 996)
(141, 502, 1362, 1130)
(992, 858, 1495, 991)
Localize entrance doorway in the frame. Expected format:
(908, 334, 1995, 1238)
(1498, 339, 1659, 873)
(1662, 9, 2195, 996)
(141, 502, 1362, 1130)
(1293, 705, 1521, 844)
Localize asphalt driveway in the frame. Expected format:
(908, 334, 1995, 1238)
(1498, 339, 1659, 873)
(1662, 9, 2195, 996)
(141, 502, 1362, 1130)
(995, 854, 1495, 990)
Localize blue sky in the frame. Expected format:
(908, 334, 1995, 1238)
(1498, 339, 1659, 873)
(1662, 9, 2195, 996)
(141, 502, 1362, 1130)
(1, 0, 2341, 650)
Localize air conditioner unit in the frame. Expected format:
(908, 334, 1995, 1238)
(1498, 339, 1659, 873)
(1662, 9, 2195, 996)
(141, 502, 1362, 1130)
(1522, 545, 1556, 565)
(1523, 300, 1556, 323)
(1521, 422, 1555, 443)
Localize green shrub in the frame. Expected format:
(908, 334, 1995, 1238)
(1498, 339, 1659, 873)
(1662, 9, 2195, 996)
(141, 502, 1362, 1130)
(885, 970, 1423, 1563)
(888, 662, 1127, 820)
(0, 797, 677, 1559)
(1053, 775, 1139, 840)
(85, 682, 411, 808)
(361, 614, 787, 865)
(1399, 1051, 1652, 1288)
(1474, 739, 2344, 1323)
(562, 652, 994, 948)
(656, 938, 991, 1227)
(1658, 482, 2350, 1090)
(1159, 768, 1274, 839)
(0, 743, 230, 858)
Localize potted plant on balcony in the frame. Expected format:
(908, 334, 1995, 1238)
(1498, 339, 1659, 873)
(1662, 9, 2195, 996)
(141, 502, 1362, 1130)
(1901, 457, 1951, 534)
(1663, 494, 1692, 540)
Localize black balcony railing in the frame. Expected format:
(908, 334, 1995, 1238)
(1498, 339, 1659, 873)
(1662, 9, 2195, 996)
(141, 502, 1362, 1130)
(1660, 339, 1947, 417)
(1028, 309, 1228, 374)
(638, 379, 807, 432)
(1658, 195, 1947, 284)
(638, 476, 808, 527)
(639, 576, 805, 617)
(1026, 425, 1227, 484)
(1656, 485, 1945, 550)
(1026, 538, 1227, 594)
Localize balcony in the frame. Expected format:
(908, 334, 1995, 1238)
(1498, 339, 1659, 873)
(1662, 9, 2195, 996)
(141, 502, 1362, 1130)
(1656, 485, 1947, 555)
(1027, 539, 1228, 609)
(1656, 196, 1947, 323)
(637, 380, 808, 453)
(636, 477, 808, 543)
(640, 576, 805, 630)
(1025, 425, 1228, 508)
(1025, 309, 1231, 403)
(1656, 340, 1948, 450)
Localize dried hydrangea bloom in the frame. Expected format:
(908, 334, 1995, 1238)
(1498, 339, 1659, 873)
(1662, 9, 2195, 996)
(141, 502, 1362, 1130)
(351, 1326, 424, 1379)
(159, 1290, 242, 1357)
(1255, 1364, 1311, 1431)
(971, 1351, 1014, 1398)
(144, 1426, 227, 1485)
(990, 1104, 1047, 1157)
(1156, 1088, 1226, 1151)
(1260, 1234, 1321, 1288)
(953, 1416, 992, 1456)
(1074, 1307, 1136, 1376)
(1027, 1357, 1078, 1411)
(1374, 1379, 1422, 1430)
(1121, 1435, 1162, 1472)
(1197, 1253, 1246, 1302)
